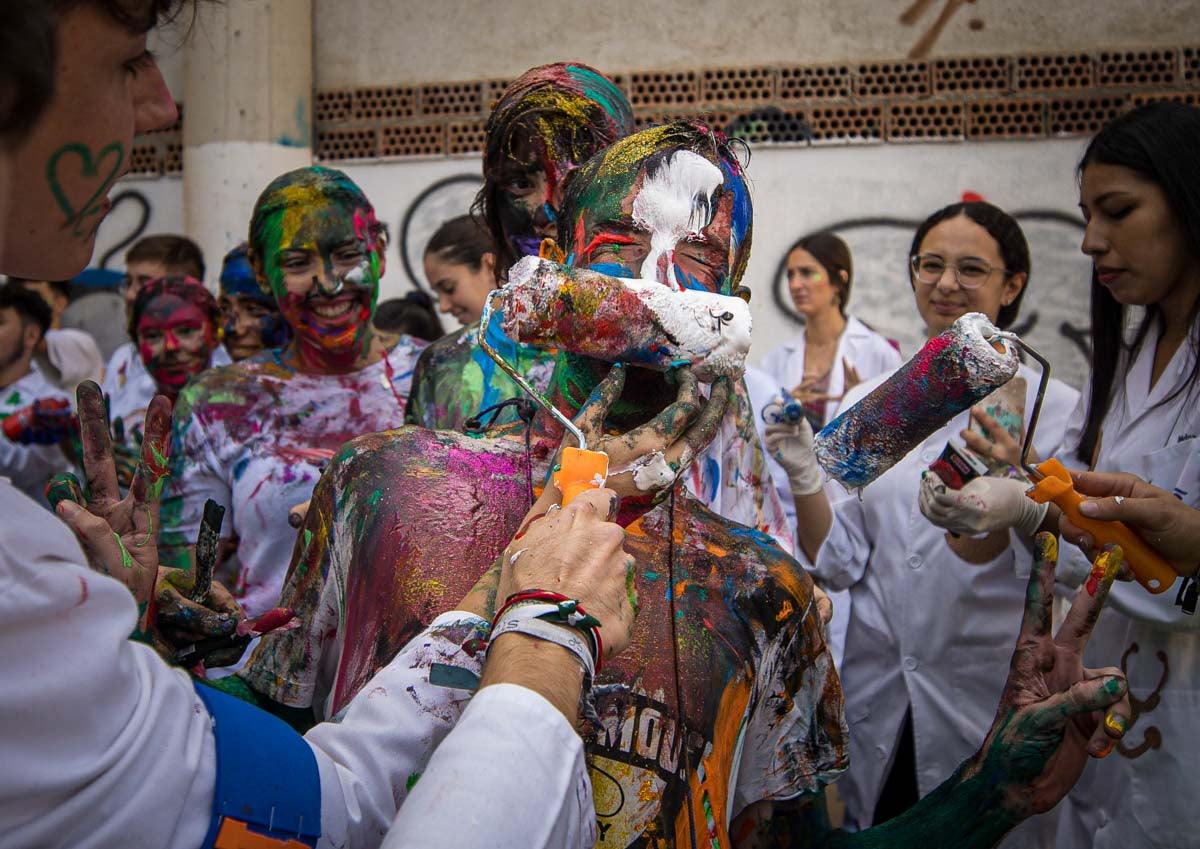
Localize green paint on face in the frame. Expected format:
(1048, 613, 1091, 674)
(46, 141, 126, 237)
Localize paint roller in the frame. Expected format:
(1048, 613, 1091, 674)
(478, 289, 608, 506)
(500, 255, 753, 382)
(813, 312, 1180, 594)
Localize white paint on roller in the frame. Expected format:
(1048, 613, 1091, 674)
(612, 450, 677, 491)
(631, 151, 724, 291)
(624, 280, 752, 381)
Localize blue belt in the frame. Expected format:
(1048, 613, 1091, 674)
(194, 683, 322, 849)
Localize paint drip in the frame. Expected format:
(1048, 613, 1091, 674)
(814, 312, 1019, 489)
(611, 450, 677, 491)
(502, 256, 751, 381)
(631, 151, 724, 290)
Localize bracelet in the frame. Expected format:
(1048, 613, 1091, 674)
(489, 613, 596, 683)
(492, 590, 604, 673)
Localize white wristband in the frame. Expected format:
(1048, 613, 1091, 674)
(489, 613, 596, 683)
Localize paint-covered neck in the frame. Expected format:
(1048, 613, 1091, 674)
(284, 324, 383, 375)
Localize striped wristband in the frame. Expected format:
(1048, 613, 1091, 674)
(489, 611, 596, 683)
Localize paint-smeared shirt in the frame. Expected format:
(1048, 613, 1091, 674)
(241, 426, 847, 847)
(160, 338, 424, 617)
(0, 362, 75, 506)
(405, 319, 557, 431)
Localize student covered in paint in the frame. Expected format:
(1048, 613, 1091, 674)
(158, 166, 427, 622)
(103, 234, 225, 433)
(923, 102, 1200, 849)
(405, 63, 632, 432)
(217, 242, 289, 361)
(0, 4, 635, 847)
(131, 275, 221, 401)
(231, 122, 1131, 848)
(766, 201, 1080, 846)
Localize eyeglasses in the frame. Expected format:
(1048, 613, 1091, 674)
(910, 254, 1010, 290)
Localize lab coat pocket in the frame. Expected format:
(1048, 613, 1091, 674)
(1127, 688, 1200, 848)
(1144, 437, 1198, 502)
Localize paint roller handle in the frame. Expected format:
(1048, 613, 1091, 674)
(1027, 459, 1179, 594)
(552, 447, 610, 506)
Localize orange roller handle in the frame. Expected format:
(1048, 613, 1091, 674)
(552, 446, 610, 506)
(1027, 458, 1179, 594)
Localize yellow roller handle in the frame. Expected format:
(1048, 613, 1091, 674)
(1027, 458, 1179, 594)
(552, 447, 610, 506)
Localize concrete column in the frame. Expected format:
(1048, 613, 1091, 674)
(183, 0, 313, 286)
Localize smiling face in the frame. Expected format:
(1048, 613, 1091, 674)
(424, 249, 496, 325)
(911, 214, 1025, 336)
(136, 292, 216, 396)
(1079, 162, 1200, 312)
(786, 247, 841, 320)
(1, 2, 177, 280)
(249, 168, 385, 371)
(219, 293, 281, 360)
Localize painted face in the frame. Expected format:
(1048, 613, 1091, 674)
(911, 214, 1024, 336)
(1, 4, 177, 279)
(255, 192, 385, 365)
(424, 250, 496, 325)
(123, 258, 171, 307)
(567, 149, 746, 296)
(1079, 162, 1200, 310)
(786, 247, 841, 319)
(493, 139, 572, 260)
(219, 293, 281, 361)
(136, 293, 216, 395)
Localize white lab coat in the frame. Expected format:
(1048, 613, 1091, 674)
(758, 315, 902, 669)
(1054, 337, 1200, 849)
(812, 362, 1078, 848)
(0, 480, 593, 849)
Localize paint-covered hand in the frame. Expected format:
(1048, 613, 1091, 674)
(156, 568, 243, 665)
(572, 363, 731, 507)
(1065, 470, 1200, 578)
(964, 535, 1130, 823)
(961, 405, 1032, 469)
(498, 487, 636, 661)
(918, 471, 1048, 536)
(764, 414, 824, 497)
(53, 381, 171, 639)
(1, 397, 74, 444)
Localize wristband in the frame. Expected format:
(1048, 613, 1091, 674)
(492, 590, 604, 673)
(489, 613, 596, 683)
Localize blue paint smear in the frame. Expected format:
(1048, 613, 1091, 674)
(232, 456, 251, 481)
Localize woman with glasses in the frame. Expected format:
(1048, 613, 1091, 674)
(765, 200, 1078, 847)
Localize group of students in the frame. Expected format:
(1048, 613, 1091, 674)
(2, 1, 1199, 849)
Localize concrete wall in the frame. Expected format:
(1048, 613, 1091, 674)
(312, 0, 1197, 87)
(94, 135, 1095, 386)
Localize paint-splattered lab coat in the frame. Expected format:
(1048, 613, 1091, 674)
(0, 362, 74, 506)
(1054, 338, 1200, 849)
(812, 362, 1078, 848)
(160, 338, 424, 618)
(242, 425, 848, 848)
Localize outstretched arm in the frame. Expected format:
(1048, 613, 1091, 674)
(738, 535, 1130, 849)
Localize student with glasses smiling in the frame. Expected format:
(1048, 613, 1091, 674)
(764, 201, 1079, 847)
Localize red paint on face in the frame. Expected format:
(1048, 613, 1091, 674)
(136, 294, 216, 395)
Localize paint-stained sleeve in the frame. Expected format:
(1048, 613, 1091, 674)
(159, 381, 232, 569)
(403, 343, 436, 428)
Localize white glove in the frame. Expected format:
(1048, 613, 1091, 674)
(764, 417, 824, 497)
(919, 471, 1048, 536)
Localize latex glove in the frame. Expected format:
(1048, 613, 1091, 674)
(764, 416, 824, 496)
(920, 470, 1048, 536)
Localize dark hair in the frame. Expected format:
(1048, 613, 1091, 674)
(374, 292, 445, 343)
(0, 0, 55, 148)
(789, 231, 853, 317)
(126, 234, 206, 281)
(1074, 101, 1200, 464)
(10, 277, 71, 302)
(908, 201, 1031, 330)
(424, 215, 495, 273)
(0, 282, 53, 336)
(52, 0, 190, 33)
(128, 274, 219, 340)
(476, 62, 634, 276)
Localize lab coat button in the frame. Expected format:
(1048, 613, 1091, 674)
(921, 449, 937, 463)
(908, 554, 922, 569)
(903, 656, 919, 671)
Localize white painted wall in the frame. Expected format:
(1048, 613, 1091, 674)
(96, 137, 1094, 387)
(312, 0, 1199, 87)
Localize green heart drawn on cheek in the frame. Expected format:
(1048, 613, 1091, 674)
(46, 142, 126, 237)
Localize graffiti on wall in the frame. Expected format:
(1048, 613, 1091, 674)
(901, 0, 985, 58)
(398, 174, 484, 293)
(92, 189, 153, 273)
(772, 210, 1094, 389)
